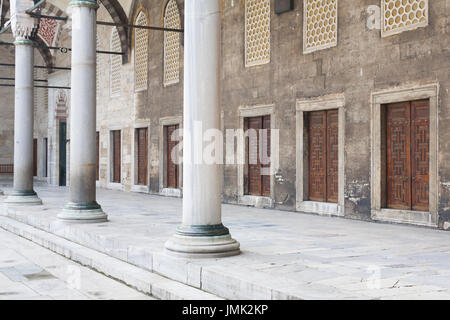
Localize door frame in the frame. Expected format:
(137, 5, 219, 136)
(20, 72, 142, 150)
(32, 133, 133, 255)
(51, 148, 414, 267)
(238, 104, 278, 208)
(159, 116, 183, 197)
(371, 82, 439, 227)
(107, 125, 124, 190)
(131, 121, 151, 193)
(296, 94, 345, 216)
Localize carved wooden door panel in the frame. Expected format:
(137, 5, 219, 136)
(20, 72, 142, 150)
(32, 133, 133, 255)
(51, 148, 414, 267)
(261, 116, 271, 197)
(137, 127, 148, 185)
(166, 124, 179, 188)
(386, 103, 411, 210)
(326, 110, 339, 203)
(247, 117, 262, 196)
(411, 100, 430, 211)
(308, 111, 327, 202)
(386, 100, 430, 211)
(112, 130, 121, 183)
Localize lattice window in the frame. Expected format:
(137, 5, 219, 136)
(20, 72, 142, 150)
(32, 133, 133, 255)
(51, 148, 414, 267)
(134, 11, 149, 92)
(33, 68, 48, 113)
(163, 0, 181, 86)
(245, 0, 271, 67)
(381, 0, 428, 37)
(110, 27, 121, 96)
(303, 0, 338, 54)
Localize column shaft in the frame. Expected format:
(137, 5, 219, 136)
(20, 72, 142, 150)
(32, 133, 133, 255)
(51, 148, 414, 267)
(4, 40, 42, 206)
(165, 0, 239, 257)
(58, 0, 106, 222)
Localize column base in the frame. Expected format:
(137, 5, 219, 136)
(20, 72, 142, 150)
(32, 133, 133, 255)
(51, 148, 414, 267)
(57, 202, 108, 223)
(165, 224, 240, 258)
(4, 191, 42, 206)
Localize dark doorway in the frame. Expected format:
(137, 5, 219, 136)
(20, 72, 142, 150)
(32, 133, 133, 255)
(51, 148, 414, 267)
(33, 139, 38, 177)
(59, 121, 67, 186)
(43, 138, 48, 178)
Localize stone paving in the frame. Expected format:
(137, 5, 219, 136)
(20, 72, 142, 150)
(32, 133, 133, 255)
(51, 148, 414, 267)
(0, 226, 153, 300)
(1, 182, 450, 299)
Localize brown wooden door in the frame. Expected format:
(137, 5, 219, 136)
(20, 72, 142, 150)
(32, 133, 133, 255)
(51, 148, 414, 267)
(112, 130, 121, 183)
(386, 100, 429, 211)
(308, 110, 339, 203)
(96, 132, 100, 181)
(308, 111, 327, 202)
(261, 115, 271, 197)
(411, 100, 430, 211)
(33, 138, 38, 177)
(245, 116, 271, 197)
(137, 127, 148, 185)
(326, 110, 339, 203)
(166, 125, 179, 188)
(247, 116, 262, 196)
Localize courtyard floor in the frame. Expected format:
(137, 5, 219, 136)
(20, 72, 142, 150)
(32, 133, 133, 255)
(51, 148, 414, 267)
(1, 180, 450, 299)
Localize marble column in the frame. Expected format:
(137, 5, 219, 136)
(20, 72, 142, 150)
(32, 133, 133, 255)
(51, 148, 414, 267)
(4, 4, 42, 206)
(165, 0, 240, 257)
(57, 0, 107, 222)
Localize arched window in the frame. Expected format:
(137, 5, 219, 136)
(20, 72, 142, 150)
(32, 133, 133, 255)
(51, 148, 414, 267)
(134, 10, 149, 92)
(110, 27, 121, 96)
(163, 0, 181, 86)
(245, 0, 271, 67)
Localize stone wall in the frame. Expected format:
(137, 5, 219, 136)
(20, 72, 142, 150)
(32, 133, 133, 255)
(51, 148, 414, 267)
(0, 34, 15, 167)
(2, 0, 449, 227)
(89, 0, 450, 225)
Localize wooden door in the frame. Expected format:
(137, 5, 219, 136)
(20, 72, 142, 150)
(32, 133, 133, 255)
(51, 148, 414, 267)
(308, 110, 339, 203)
(386, 100, 429, 211)
(96, 132, 99, 181)
(112, 130, 121, 183)
(326, 110, 339, 203)
(137, 127, 148, 185)
(261, 115, 271, 197)
(166, 125, 179, 188)
(308, 111, 327, 202)
(411, 100, 430, 211)
(33, 138, 38, 177)
(245, 116, 271, 197)
(247, 117, 262, 196)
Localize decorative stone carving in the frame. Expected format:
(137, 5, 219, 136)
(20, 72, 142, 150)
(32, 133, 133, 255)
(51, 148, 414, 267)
(10, 0, 39, 40)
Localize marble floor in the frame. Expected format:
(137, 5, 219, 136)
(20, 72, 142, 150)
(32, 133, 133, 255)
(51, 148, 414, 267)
(1, 181, 450, 299)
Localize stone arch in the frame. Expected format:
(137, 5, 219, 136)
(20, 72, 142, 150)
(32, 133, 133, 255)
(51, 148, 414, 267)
(98, 0, 129, 63)
(0, 0, 9, 29)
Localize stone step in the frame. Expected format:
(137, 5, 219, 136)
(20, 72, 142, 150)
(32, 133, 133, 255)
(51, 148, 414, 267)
(0, 216, 222, 300)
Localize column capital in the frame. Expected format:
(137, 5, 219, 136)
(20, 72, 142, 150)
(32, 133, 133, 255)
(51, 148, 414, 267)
(69, 0, 99, 9)
(10, 0, 39, 40)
